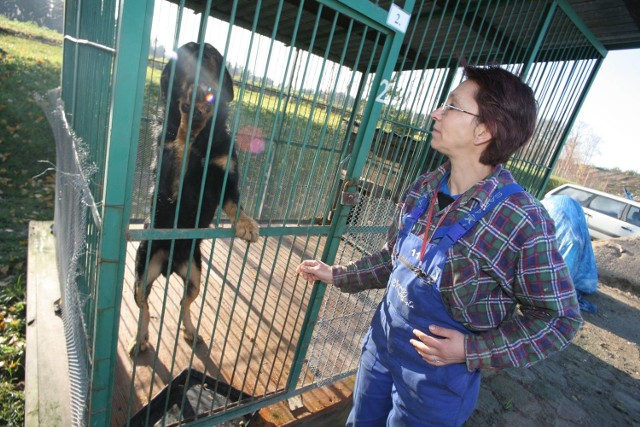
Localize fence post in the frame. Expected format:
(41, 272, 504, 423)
(88, 0, 155, 425)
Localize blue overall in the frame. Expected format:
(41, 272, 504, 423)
(347, 179, 523, 426)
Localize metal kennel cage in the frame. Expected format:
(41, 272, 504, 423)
(50, 0, 606, 425)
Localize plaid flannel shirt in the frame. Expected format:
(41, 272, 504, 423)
(332, 162, 583, 371)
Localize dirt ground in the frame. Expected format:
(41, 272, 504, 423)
(467, 236, 640, 426)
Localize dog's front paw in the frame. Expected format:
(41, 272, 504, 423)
(235, 215, 259, 243)
(128, 336, 149, 358)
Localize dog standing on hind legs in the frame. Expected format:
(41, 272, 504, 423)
(128, 43, 259, 357)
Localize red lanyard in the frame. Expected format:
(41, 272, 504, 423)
(418, 182, 457, 261)
(418, 193, 438, 260)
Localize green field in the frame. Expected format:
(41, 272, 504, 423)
(0, 16, 62, 426)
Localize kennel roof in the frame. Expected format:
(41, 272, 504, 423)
(173, 0, 640, 72)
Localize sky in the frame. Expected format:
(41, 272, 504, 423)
(574, 49, 640, 173)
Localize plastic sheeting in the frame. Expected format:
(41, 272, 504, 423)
(542, 195, 598, 312)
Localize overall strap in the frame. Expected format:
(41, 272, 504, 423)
(398, 173, 449, 241)
(398, 193, 430, 240)
(432, 184, 524, 254)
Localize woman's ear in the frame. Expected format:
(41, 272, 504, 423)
(474, 123, 493, 147)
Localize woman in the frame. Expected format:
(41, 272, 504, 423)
(296, 65, 583, 426)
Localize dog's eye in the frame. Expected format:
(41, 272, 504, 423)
(181, 103, 190, 114)
(205, 93, 215, 103)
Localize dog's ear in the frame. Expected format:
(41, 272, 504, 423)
(160, 58, 173, 101)
(219, 58, 235, 103)
(203, 43, 234, 103)
(161, 42, 198, 101)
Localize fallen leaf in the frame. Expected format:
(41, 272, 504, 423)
(5, 124, 21, 134)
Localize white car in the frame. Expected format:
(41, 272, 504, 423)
(544, 184, 640, 240)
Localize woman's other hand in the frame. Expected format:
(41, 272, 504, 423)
(410, 325, 466, 366)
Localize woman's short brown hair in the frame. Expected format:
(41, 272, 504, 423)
(464, 65, 538, 166)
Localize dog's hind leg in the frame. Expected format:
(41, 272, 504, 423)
(128, 241, 165, 357)
(177, 247, 203, 345)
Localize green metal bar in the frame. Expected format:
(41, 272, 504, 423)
(261, 14, 303, 221)
(529, 56, 591, 183)
(489, 1, 517, 64)
(235, 1, 285, 220)
(88, 0, 155, 424)
(518, 19, 578, 187)
(183, 1, 282, 418)
(66, 0, 83, 127)
(334, 0, 400, 32)
(125, 3, 192, 422)
(294, 15, 357, 225)
(521, 1, 558, 77)
(459, 0, 507, 64)
(241, 239, 293, 398)
(385, 4, 448, 179)
(160, 3, 220, 424)
(504, 1, 542, 67)
(279, 5, 338, 225)
(255, 3, 305, 220)
(556, 0, 607, 57)
(266, 14, 324, 224)
(540, 56, 605, 196)
(268, 240, 317, 392)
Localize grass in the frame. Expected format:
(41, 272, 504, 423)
(0, 16, 62, 427)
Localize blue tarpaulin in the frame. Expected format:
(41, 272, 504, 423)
(542, 195, 598, 312)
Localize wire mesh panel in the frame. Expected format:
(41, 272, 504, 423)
(56, 1, 119, 425)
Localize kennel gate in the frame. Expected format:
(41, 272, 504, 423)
(58, 0, 416, 425)
(53, 0, 607, 426)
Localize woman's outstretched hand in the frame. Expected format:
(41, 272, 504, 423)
(296, 260, 333, 284)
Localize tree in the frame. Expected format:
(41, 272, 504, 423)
(0, 0, 64, 33)
(554, 120, 602, 182)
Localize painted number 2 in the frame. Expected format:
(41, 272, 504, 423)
(376, 79, 390, 104)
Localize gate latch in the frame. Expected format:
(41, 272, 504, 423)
(341, 179, 360, 206)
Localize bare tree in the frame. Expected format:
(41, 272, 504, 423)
(554, 120, 602, 183)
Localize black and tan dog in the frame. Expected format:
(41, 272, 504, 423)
(129, 42, 259, 356)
